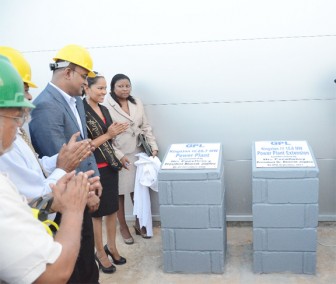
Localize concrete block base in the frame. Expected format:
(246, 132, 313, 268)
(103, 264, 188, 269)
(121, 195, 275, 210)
(163, 251, 225, 274)
(159, 143, 226, 274)
(253, 251, 316, 274)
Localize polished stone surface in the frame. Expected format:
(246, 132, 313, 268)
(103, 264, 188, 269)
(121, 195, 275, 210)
(100, 222, 336, 284)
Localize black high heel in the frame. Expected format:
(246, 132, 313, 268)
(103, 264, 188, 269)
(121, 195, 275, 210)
(134, 225, 151, 239)
(104, 244, 126, 265)
(95, 253, 116, 273)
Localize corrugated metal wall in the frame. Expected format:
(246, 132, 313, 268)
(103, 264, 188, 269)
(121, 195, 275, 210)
(1, 0, 335, 220)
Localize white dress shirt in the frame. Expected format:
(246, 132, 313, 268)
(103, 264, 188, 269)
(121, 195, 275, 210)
(0, 130, 66, 199)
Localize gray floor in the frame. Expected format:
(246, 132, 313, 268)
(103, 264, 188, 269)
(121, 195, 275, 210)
(100, 222, 336, 284)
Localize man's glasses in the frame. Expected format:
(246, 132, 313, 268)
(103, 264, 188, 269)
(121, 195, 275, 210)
(0, 113, 28, 126)
(71, 69, 88, 80)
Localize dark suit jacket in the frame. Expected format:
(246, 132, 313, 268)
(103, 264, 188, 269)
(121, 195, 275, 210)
(30, 83, 99, 284)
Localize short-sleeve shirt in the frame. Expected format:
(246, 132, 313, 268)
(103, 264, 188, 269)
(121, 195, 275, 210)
(0, 173, 62, 284)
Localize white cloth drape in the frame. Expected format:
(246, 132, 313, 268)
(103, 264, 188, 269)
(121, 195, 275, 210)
(133, 153, 161, 237)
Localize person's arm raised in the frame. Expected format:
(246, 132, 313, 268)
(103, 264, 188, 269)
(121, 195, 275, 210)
(34, 171, 90, 284)
(90, 122, 128, 150)
(56, 132, 92, 172)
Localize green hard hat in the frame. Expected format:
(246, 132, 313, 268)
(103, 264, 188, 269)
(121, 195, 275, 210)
(0, 55, 35, 109)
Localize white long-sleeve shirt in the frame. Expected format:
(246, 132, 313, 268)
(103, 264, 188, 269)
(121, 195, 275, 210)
(0, 130, 66, 199)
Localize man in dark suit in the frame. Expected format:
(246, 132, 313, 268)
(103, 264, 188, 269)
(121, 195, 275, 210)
(30, 44, 101, 284)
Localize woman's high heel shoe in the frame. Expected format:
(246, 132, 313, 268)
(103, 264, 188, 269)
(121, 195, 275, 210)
(120, 227, 134, 245)
(134, 225, 151, 239)
(95, 253, 116, 273)
(104, 244, 126, 265)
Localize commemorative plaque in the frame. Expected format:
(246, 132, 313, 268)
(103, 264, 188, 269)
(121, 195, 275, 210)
(255, 141, 315, 168)
(161, 143, 221, 170)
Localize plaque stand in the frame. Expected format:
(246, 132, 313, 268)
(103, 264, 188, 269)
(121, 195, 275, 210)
(158, 143, 226, 273)
(252, 141, 319, 274)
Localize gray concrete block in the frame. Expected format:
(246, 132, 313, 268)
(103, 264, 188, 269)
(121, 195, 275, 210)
(163, 251, 174, 272)
(163, 251, 212, 273)
(253, 178, 319, 204)
(172, 180, 224, 205)
(252, 179, 267, 203)
(161, 228, 175, 250)
(253, 204, 305, 227)
(209, 205, 224, 228)
(303, 252, 317, 274)
(160, 205, 209, 228)
(158, 181, 172, 205)
(158, 167, 223, 181)
(267, 178, 319, 203)
(253, 251, 263, 273)
(252, 168, 319, 179)
(175, 229, 224, 251)
(159, 170, 209, 181)
(253, 228, 317, 251)
(211, 251, 225, 273)
(305, 204, 319, 227)
(253, 251, 316, 274)
(253, 229, 267, 250)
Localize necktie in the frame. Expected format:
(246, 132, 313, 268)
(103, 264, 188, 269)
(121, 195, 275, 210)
(19, 127, 48, 178)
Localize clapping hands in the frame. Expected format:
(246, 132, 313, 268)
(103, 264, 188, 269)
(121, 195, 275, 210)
(107, 122, 129, 139)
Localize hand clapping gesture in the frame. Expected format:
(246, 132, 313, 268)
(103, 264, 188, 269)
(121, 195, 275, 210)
(57, 132, 93, 172)
(50, 171, 90, 214)
(106, 122, 129, 139)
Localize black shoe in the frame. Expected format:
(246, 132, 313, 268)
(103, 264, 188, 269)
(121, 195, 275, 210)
(95, 253, 116, 273)
(104, 244, 127, 265)
(134, 225, 151, 239)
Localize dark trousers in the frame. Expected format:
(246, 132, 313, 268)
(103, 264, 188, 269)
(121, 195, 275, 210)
(55, 207, 99, 284)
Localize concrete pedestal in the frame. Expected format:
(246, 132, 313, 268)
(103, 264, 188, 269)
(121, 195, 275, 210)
(158, 144, 226, 273)
(252, 143, 319, 274)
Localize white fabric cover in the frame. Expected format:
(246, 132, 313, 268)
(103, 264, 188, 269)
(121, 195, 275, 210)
(133, 153, 161, 236)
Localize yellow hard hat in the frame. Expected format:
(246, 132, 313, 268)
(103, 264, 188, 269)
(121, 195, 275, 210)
(0, 46, 37, 88)
(53, 44, 95, 78)
(0, 55, 35, 109)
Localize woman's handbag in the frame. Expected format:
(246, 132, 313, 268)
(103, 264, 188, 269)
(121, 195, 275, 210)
(139, 133, 153, 157)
